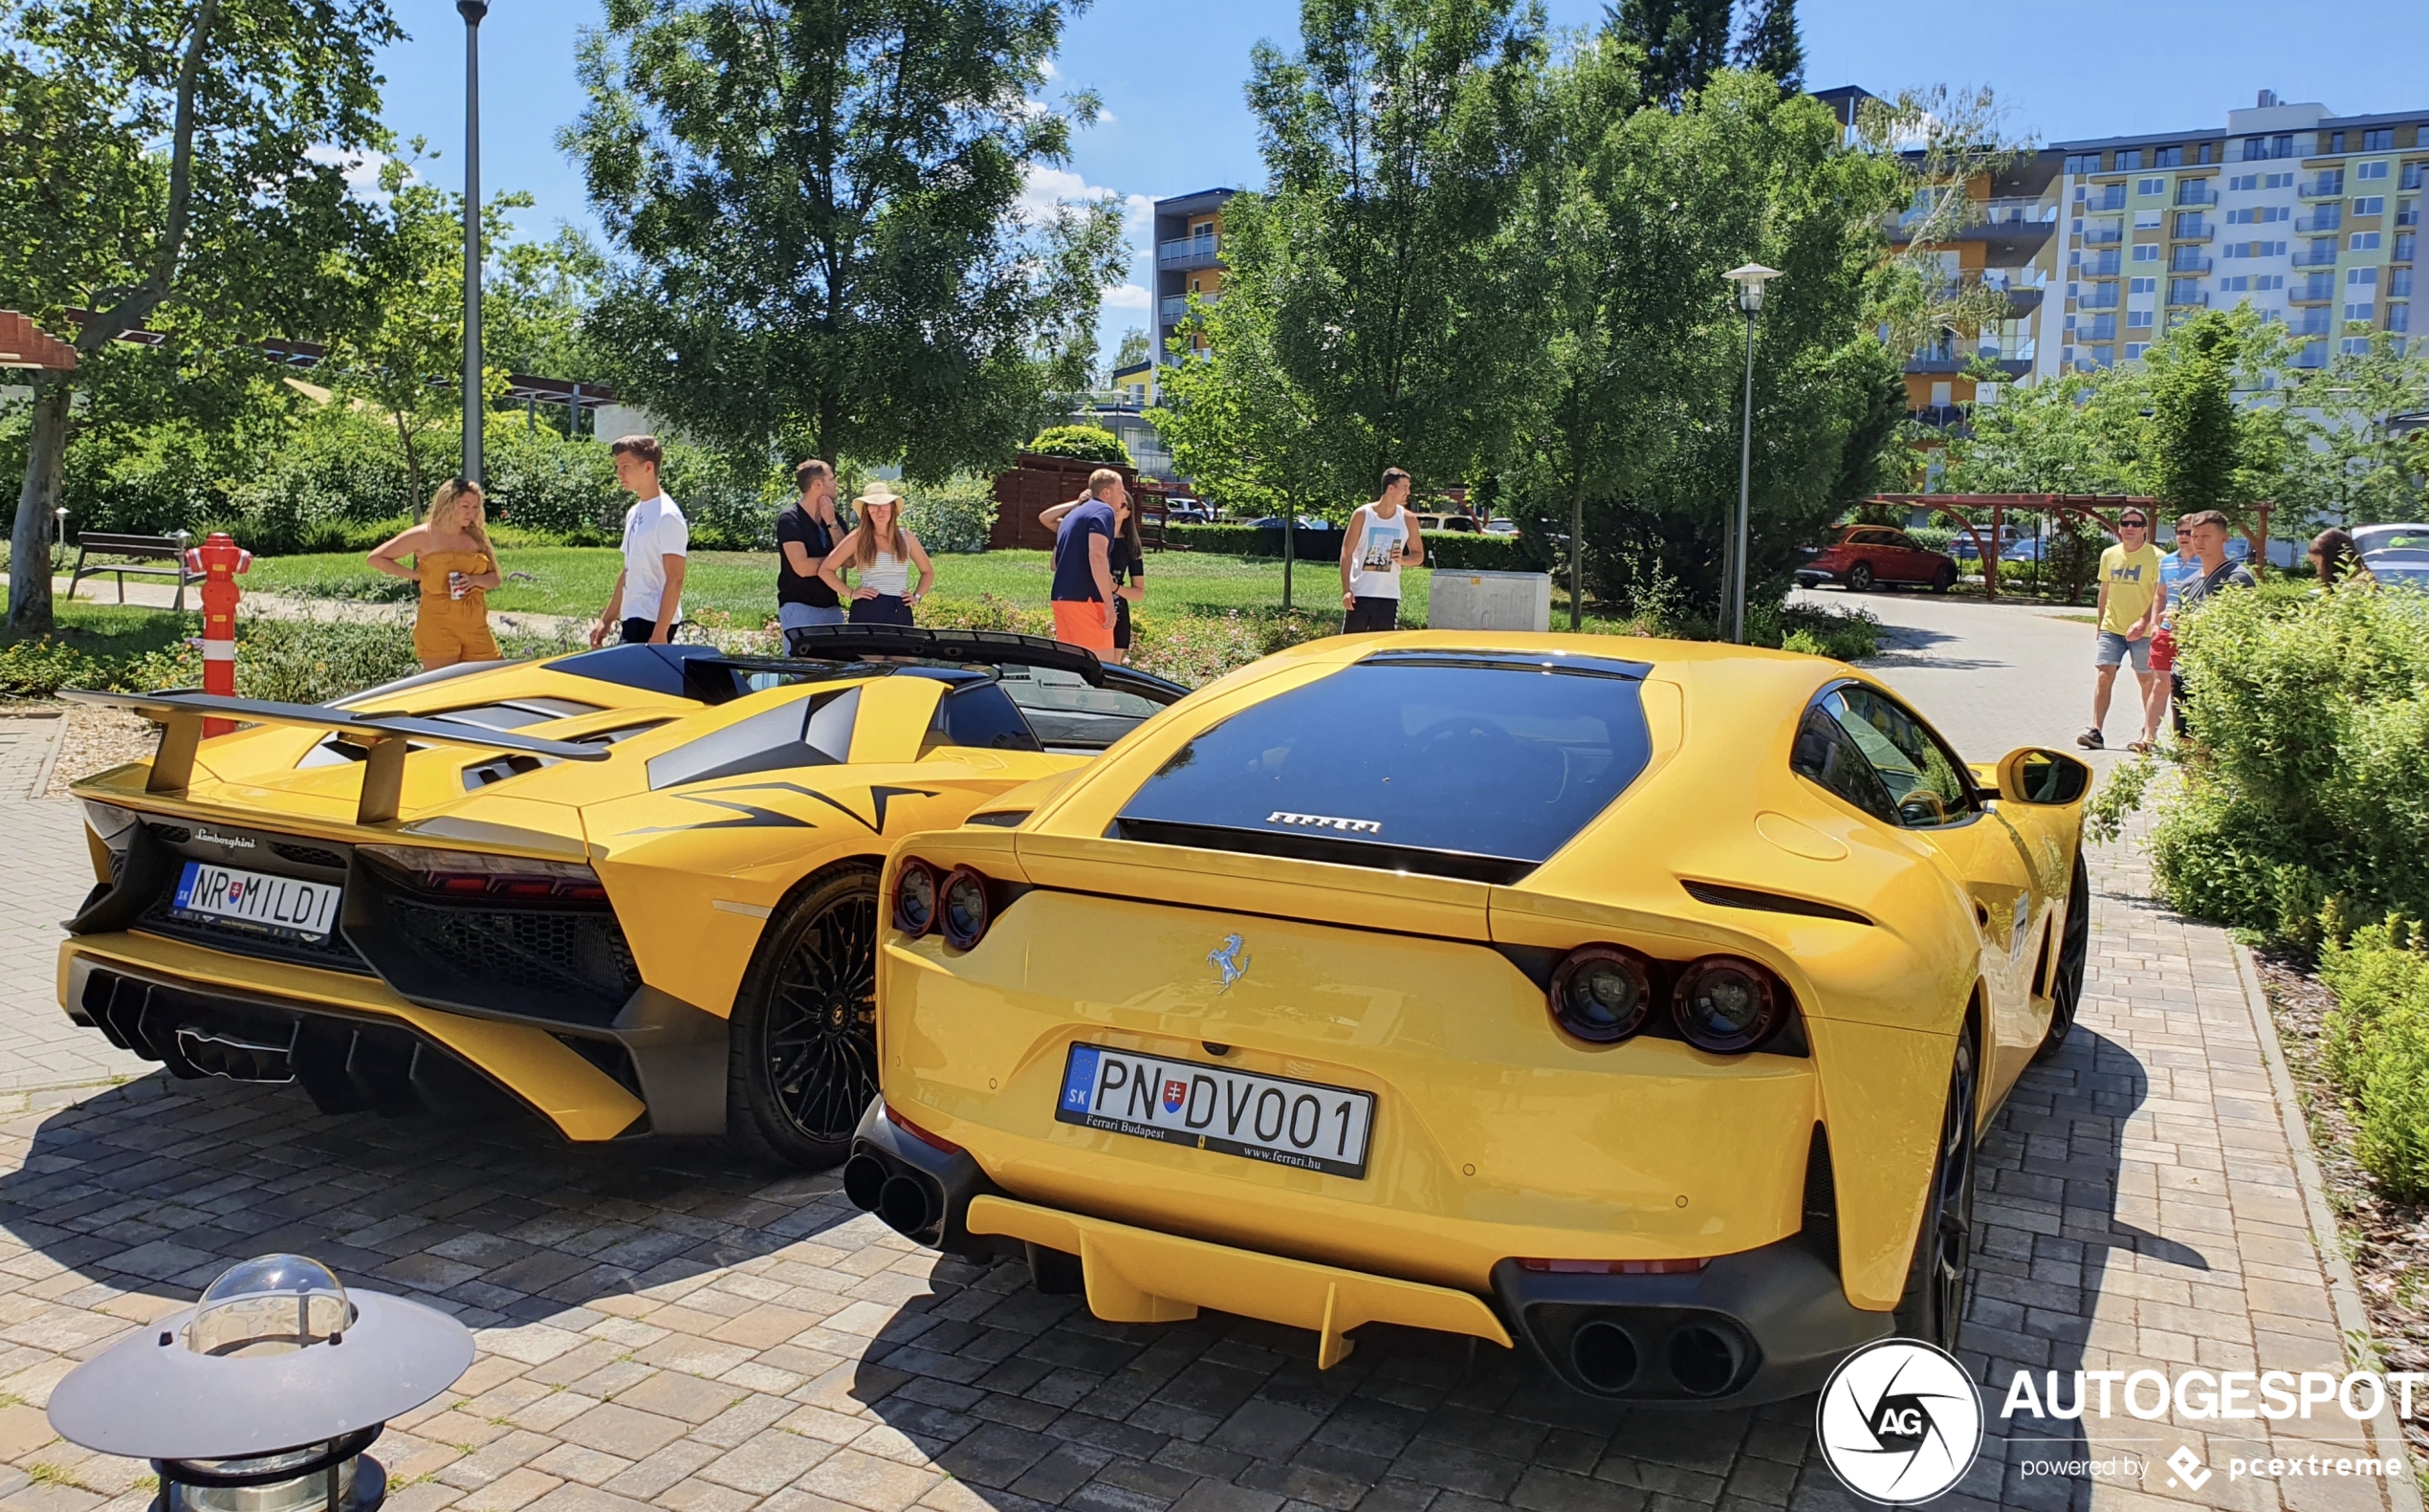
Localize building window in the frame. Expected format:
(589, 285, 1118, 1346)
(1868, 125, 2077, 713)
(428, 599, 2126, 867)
(2341, 337, 2372, 355)
(2345, 302, 2376, 320)
(2363, 129, 2395, 152)
(2117, 149, 2143, 170)
(2229, 174, 2256, 192)
(2390, 302, 2411, 332)
(2133, 243, 2159, 262)
(2090, 344, 2115, 366)
(2357, 161, 2389, 181)
(2405, 164, 2426, 190)
(2398, 233, 2418, 262)
(2156, 146, 2184, 168)
(2330, 131, 2347, 155)
(2129, 276, 2157, 294)
(2393, 268, 2416, 296)
(2124, 342, 2149, 360)
(2352, 231, 2383, 251)
(2227, 206, 2288, 225)
(2350, 267, 2379, 286)
(2135, 210, 2160, 229)
(2355, 197, 2386, 216)
(2137, 177, 2165, 197)
(2128, 310, 2155, 328)
(2401, 199, 2420, 228)
(2064, 153, 2096, 176)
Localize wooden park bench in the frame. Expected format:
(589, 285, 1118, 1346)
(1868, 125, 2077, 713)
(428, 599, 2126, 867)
(65, 531, 204, 611)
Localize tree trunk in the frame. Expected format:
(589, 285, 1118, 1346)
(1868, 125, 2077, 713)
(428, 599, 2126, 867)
(7, 380, 73, 637)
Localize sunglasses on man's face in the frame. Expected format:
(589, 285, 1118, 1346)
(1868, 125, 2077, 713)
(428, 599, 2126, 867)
(2120, 519, 2148, 529)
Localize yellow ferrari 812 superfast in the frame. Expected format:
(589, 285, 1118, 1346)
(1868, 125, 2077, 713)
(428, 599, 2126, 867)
(56, 628, 1184, 1168)
(848, 632, 2092, 1404)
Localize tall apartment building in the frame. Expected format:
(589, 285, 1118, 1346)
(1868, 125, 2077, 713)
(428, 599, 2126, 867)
(2039, 92, 2422, 382)
(1878, 89, 2424, 426)
(1150, 187, 1235, 375)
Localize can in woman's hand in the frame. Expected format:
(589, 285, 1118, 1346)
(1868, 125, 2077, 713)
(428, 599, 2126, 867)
(448, 570, 469, 601)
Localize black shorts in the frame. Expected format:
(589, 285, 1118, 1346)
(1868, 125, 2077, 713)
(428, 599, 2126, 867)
(1343, 596, 1400, 634)
(849, 595, 915, 626)
(620, 618, 658, 645)
(1113, 596, 1133, 650)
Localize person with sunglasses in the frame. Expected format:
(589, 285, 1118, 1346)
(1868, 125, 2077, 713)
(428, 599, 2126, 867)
(2078, 509, 2166, 754)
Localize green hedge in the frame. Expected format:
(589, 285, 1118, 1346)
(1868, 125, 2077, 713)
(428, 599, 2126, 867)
(1025, 425, 1132, 466)
(2148, 584, 2429, 948)
(2321, 919, 2429, 1197)
(1169, 524, 1346, 559)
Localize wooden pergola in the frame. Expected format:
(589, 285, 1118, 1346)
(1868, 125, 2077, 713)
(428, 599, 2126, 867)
(1868, 493, 2275, 598)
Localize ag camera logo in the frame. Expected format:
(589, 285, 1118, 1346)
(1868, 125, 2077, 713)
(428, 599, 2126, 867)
(1817, 1339, 1983, 1504)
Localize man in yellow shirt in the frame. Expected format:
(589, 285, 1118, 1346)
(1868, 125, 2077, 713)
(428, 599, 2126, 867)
(2077, 509, 2165, 753)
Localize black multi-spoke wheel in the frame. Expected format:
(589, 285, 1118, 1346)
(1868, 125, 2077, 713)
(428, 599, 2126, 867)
(1847, 561, 1875, 593)
(2036, 852, 2091, 1062)
(730, 868, 880, 1169)
(1895, 1027, 1978, 1352)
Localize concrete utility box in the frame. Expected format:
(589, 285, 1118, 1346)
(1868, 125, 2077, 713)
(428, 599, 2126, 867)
(1427, 569, 1551, 632)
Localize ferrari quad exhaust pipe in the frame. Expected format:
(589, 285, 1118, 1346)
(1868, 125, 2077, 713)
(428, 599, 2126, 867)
(842, 1152, 943, 1241)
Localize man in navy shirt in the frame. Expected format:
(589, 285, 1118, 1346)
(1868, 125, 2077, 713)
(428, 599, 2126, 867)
(777, 458, 844, 651)
(1049, 469, 1125, 655)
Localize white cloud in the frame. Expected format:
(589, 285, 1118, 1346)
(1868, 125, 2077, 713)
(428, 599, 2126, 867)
(1103, 284, 1151, 309)
(1040, 58, 1058, 78)
(309, 143, 399, 197)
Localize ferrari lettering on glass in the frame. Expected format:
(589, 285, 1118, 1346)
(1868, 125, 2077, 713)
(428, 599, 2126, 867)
(1055, 1043, 1374, 1178)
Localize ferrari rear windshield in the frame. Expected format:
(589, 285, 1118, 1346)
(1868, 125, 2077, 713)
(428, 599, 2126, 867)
(1113, 652, 1653, 884)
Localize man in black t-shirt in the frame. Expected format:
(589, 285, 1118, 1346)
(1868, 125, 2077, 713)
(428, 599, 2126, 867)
(777, 458, 844, 650)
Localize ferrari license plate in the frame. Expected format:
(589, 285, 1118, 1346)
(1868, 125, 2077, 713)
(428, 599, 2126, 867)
(171, 861, 342, 942)
(1055, 1043, 1374, 1179)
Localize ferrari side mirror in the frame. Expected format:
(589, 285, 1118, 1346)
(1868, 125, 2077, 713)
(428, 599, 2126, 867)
(1995, 747, 2092, 805)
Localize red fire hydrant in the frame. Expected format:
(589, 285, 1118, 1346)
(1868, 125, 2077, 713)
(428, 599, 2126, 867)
(185, 533, 252, 737)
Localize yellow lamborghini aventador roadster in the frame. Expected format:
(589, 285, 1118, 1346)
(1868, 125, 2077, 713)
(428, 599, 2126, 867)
(56, 627, 1183, 1167)
(848, 632, 2092, 1404)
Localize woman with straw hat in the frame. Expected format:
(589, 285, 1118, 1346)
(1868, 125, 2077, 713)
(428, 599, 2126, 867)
(816, 483, 934, 626)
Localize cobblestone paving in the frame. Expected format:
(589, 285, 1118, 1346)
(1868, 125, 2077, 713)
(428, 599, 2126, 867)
(0, 599, 2411, 1512)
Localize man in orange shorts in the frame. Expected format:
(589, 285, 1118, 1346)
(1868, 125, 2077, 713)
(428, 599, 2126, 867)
(1048, 468, 1124, 656)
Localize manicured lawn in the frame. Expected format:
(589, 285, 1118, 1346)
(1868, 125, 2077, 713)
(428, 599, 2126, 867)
(0, 595, 195, 654)
(248, 546, 1435, 625)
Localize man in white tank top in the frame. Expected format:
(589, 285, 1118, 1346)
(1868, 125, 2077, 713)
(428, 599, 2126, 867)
(1340, 467, 1423, 634)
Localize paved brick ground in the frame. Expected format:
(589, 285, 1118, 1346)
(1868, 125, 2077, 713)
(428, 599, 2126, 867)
(0, 599, 2411, 1511)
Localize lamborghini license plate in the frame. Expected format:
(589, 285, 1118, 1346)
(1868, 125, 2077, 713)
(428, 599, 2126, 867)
(172, 861, 342, 942)
(1054, 1043, 1374, 1178)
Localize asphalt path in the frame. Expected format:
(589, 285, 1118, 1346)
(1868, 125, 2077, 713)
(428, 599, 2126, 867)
(1793, 583, 2124, 770)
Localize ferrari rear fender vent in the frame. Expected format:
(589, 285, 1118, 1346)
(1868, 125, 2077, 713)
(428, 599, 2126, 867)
(1800, 1123, 1840, 1274)
(1681, 880, 1871, 928)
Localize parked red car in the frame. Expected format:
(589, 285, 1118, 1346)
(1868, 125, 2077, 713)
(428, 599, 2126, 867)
(1796, 524, 1959, 594)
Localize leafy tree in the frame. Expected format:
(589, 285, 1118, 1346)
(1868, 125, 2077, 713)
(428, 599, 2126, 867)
(488, 228, 610, 383)
(2292, 331, 2429, 527)
(1510, 58, 1908, 618)
(2146, 311, 2242, 515)
(1111, 327, 1151, 373)
(1148, 239, 1331, 529)
(1235, 0, 1547, 503)
(2, 0, 398, 634)
(563, 0, 1126, 483)
(1604, 0, 1730, 109)
(1730, 0, 1800, 92)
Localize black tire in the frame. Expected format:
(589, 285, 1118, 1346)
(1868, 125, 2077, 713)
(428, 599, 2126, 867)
(1847, 562, 1875, 593)
(1893, 1025, 1978, 1351)
(2036, 852, 2091, 1062)
(1931, 563, 1957, 594)
(729, 866, 882, 1170)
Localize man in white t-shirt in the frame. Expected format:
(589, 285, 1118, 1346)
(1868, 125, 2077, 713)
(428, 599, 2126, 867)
(1339, 467, 1423, 633)
(590, 434, 689, 647)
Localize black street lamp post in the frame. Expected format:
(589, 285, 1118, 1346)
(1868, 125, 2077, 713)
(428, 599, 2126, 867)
(459, 0, 488, 486)
(1721, 263, 1780, 645)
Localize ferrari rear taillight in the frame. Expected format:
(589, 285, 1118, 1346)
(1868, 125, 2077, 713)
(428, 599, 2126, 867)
(893, 858, 940, 937)
(1672, 955, 1788, 1053)
(1543, 944, 1795, 1054)
(940, 866, 992, 951)
(1548, 946, 1655, 1043)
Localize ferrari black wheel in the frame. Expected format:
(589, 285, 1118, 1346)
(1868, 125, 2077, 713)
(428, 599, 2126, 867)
(1894, 1027, 1978, 1352)
(2036, 852, 2091, 1062)
(1847, 562, 1875, 592)
(730, 867, 880, 1169)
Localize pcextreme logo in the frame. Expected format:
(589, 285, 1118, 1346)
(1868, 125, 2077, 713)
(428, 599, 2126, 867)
(1816, 1340, 1983, 1504)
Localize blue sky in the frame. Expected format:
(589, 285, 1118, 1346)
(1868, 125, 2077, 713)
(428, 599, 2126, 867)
(374, 0, 2429, 367)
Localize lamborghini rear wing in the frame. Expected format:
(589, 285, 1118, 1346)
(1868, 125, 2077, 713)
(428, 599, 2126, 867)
(59, 688, 610, 825)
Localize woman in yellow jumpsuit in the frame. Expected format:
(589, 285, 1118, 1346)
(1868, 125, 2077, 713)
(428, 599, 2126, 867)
(367, 478, 504, 668)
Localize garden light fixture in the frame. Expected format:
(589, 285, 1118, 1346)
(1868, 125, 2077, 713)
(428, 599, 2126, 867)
(1721, 263, 1781, 644)
(47, 1254, 473, 1512)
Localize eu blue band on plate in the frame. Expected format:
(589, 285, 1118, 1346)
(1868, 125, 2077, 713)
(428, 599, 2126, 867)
(1061, 1045, 1100, 1112)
